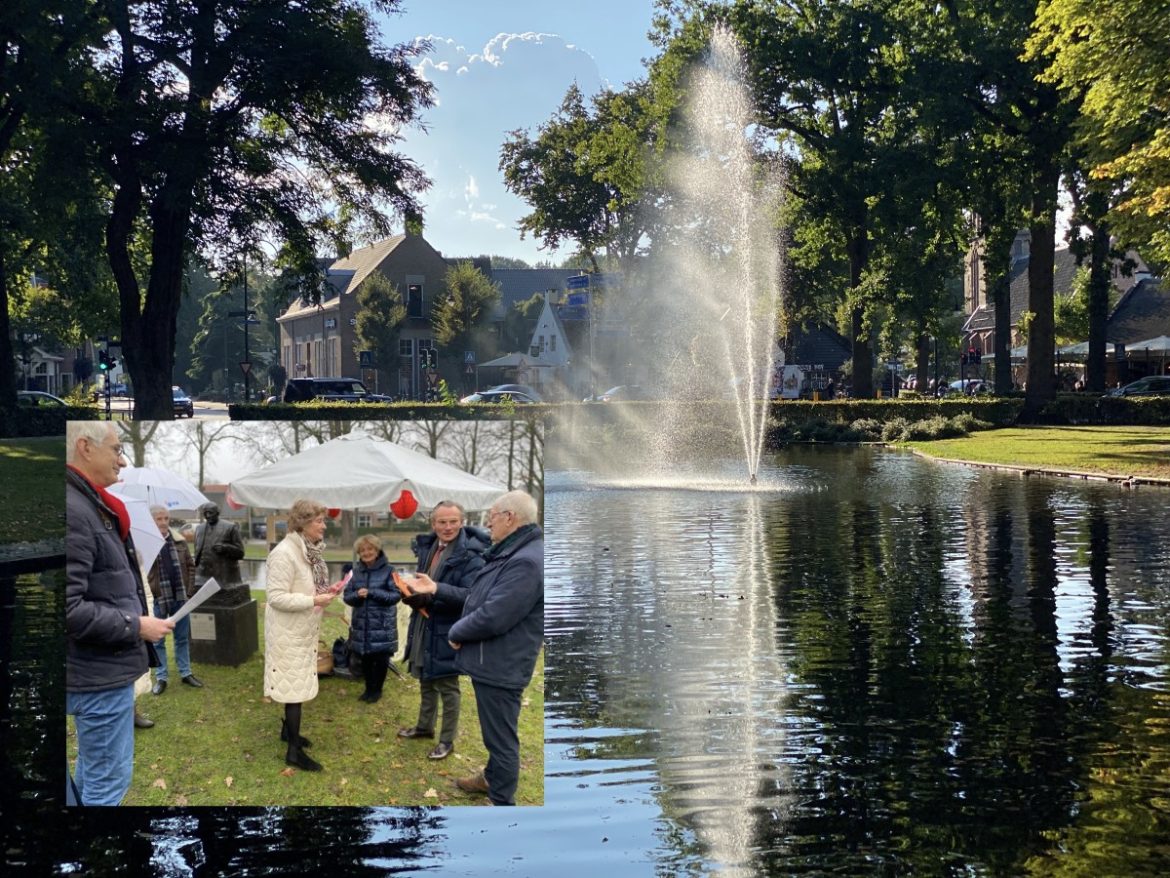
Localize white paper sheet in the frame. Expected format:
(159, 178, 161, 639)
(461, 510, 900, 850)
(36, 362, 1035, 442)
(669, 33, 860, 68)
(167, 577, 222, 624)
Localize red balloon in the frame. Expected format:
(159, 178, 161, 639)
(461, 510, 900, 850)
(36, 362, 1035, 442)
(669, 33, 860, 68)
(390, 489, 418, 520)
(327, 508, 341, 519)
(224, 488, 244, 510)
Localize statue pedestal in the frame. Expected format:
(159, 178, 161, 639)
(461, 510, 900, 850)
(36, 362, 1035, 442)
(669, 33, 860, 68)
(189, 585, 258, 666)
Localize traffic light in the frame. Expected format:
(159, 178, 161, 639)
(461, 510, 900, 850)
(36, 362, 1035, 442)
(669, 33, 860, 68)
(98, 350, 111, 372)
(960, 352, 968, 366)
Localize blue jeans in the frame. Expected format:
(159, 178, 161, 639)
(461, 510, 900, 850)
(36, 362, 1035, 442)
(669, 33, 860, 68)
(153, 599, 191, 681)
(67, 683, 135, 805)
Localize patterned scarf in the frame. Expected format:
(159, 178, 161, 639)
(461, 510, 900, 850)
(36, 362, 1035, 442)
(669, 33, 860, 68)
(302, 535, 330, 594)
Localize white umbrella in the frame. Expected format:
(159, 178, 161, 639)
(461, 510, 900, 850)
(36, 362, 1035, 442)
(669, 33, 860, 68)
(228, 431, 507, 512)
(121, 496, 165, 573)
(110, 466, 210, 512)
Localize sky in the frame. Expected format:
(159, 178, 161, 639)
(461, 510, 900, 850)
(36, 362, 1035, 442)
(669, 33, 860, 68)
(371, 1, 659, 265)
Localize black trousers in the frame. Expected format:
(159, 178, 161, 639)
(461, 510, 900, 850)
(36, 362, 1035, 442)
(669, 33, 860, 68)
(360, 652, 389, 695)
(471, 679, 524, 806)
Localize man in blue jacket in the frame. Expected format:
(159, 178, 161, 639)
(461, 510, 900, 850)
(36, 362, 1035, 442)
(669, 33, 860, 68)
(411, 490, 543, 805)
(66, 421, 173, 805)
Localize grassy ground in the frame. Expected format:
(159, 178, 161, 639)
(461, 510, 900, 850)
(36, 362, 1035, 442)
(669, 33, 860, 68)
(904, 425, 1170, 481)
(0, 437, 65, 543)
(68, 591, 544, 807)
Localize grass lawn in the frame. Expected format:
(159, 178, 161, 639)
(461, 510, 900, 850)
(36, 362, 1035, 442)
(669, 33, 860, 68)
(904, 425, 1170, 481)
(0, 437, 65, 543)
(68, 591, 544, 807)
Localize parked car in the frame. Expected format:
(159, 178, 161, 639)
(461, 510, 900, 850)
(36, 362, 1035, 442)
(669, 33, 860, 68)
(1107, 375, 1170, 397)
(17, 390, 67, 407)
(172, 386, 194, 418)
(484, 383, 542, 402)
(282, 377, 393, 403)
(940, 379, 991, 396)
(596, 384, 652, 402)
(460, 389, 538, 404)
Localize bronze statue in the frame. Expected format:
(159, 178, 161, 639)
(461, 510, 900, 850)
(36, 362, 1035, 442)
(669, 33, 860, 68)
(194, 502, 245, 588)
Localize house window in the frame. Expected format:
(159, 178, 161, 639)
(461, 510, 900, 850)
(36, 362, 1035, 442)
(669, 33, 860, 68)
(407, 284, 423, 319)
(537, 335, 545, 352)
(550, 336, 557, 352)
(399, 338, 414, 358)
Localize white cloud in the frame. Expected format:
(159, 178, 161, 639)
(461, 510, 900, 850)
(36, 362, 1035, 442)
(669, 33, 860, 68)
(402, 32, 604, 260)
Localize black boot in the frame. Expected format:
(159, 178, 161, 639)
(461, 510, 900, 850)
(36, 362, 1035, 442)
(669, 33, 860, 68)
(286, 744, 323, 771)
(280, 718, 312, 748)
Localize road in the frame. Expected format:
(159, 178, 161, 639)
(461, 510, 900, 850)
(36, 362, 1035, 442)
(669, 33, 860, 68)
(92, 397, 233, 420)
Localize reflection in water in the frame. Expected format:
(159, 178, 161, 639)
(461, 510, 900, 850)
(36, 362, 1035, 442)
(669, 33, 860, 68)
(547, 447, 1170, 875)
(5, 447, 1170, 875)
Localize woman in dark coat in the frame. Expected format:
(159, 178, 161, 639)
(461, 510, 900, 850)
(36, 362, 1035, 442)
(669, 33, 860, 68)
(397, 501, 489, 760)
(342, 534, 400, 703)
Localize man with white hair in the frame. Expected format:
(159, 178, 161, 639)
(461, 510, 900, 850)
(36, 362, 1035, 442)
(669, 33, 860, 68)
(66, 421, 173, 805)
(147, 505, 202, 695)
(412, 489, 543, 805)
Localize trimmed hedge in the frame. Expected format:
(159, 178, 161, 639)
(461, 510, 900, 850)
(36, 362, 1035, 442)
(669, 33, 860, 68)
(0, 405, 97, 438)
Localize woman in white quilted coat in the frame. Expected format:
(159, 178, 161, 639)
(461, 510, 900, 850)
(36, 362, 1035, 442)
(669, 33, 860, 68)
(264, 499, 338, 771)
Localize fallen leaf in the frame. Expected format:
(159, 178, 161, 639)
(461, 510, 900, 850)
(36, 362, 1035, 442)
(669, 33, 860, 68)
(175, 795, 188, 806)
(152, 778, 167, 790)
(339, 778, 348, 786)
(225, 776, 234, 788)
(424, 788, 439, 798)
(280, 767, 295, 777)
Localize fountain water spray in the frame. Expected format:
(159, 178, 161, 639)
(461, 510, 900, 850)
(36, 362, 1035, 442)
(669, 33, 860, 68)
(639, 26, 785, 485)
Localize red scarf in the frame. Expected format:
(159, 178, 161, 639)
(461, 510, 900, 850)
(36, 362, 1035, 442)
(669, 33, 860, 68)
(68, 464, 130, 541)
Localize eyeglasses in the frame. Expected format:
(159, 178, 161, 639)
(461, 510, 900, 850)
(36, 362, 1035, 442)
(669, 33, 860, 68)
(487, 509, 513, 522)
(89, 437, 126, 458)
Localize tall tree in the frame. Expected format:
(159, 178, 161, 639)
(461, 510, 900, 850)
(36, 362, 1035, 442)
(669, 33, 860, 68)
(76, 0, 432, 419)
(1029, 0, 1170, 265)
(652, 1, 928, 398)
(500, 81, 663, 273)
(431, 261, 501, 384)
(352, 272, 406, 396)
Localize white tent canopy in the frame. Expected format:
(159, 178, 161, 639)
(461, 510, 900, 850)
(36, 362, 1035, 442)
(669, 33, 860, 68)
(1124, 334, 1170, 353)
(227, 432, 507, 513)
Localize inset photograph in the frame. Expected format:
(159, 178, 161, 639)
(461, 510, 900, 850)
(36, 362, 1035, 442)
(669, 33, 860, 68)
(64, 418, 543, 807)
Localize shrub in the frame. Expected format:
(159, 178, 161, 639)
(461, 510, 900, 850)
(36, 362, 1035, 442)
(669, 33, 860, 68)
(881, 418, 911, 442)
(849, 418, 883, 441)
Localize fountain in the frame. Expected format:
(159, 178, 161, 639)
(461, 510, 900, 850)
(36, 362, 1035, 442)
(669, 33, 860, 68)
(601, 25, 785, 486)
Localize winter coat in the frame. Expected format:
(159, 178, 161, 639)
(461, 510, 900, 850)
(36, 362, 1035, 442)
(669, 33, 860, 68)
(147, 534, 195, 600)
(451, 525, 544, 691)
(342, 552, 400, 656)
(65, 468, 157, 693)
(404, 526, 490, 680)
(263, 531, 322, 703)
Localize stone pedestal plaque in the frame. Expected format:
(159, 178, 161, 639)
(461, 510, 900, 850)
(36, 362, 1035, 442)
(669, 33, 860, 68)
(188, 598, 258, 666)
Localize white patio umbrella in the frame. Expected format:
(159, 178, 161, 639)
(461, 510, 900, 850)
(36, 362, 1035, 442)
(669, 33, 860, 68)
(227, 431, 507, 513)
(121, 496, 165, 573)
(110, 466, 211, 512)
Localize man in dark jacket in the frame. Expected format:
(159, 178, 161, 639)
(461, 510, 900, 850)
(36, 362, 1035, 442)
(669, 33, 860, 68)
(412, 490, 543, 805)
(398, 501, 489, 760)
(66, 422, 173, 805)
(147, 505, 202, 695)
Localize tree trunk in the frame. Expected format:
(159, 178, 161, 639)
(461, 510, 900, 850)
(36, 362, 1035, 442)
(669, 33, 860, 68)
(1024, 166, 1059, 414)
(915, 328, 930, 391)
(1085, 221, 1111, 393)
(0, 250, 16, 407)
(846, 225, 872, 398)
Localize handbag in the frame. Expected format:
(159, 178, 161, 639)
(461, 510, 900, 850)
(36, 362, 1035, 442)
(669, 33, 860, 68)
(316, 639, 333, 675)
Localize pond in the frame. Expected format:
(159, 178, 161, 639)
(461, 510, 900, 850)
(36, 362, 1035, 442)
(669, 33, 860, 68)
(6, 446, 1170, 875)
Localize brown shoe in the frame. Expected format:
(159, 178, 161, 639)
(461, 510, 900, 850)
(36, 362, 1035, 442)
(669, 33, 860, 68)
(396, 726, 434, 739)
(133, 710, 154, 729)
(455, 772, 489, 794)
